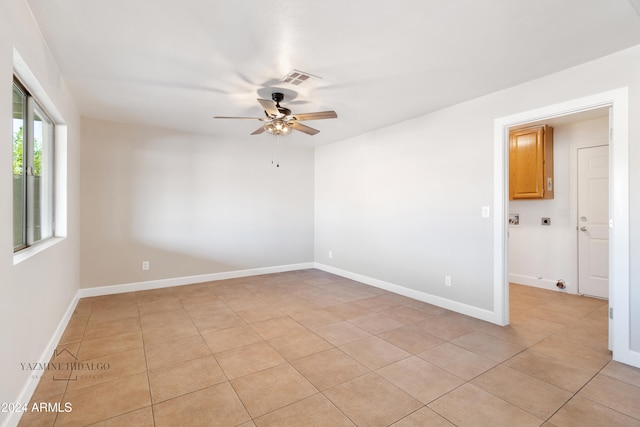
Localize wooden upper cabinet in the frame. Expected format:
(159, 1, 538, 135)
(509, 125, 554, 200)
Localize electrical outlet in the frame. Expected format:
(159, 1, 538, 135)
(328, 250, 333, 259)
(142, 261, 150, 271)
(445, 275, 452, 287)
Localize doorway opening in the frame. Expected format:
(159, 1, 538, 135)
(507, 109, 609, 296)
(492, 88, 633, 366)
(506, 109, 610, 346)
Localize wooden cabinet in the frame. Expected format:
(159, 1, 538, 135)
(509, 125, 554, 200)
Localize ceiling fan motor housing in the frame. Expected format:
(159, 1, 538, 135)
(271, 92, 291, 115)
(271, 92, 285, 103)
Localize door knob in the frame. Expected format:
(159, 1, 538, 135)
(580, 226, 588, 231)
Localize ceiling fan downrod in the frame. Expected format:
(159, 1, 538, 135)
(271, 92, 285, 106)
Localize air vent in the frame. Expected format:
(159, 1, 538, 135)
(281, 70, 319, 86)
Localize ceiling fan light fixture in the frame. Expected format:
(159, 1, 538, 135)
(215, 91, 336, 136)
(265, 119, 292, 135)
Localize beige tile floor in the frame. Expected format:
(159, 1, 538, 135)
(19, 269, 640, 426)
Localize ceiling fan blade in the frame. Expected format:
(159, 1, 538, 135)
(291, 122, 320, 135)
(291, 111, 338, 121)
(214, 116, 263, 120)
(251, 126, 266, 135)
(257, 98, 281, 116)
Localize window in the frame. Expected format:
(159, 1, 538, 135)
(13, 76, 55, 252)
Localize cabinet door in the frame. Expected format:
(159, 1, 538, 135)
(510, 126, 545, 199)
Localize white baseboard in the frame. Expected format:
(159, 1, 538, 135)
(78, 262, 315, 298)
(6, 294, 79, 427)
(79, 262, 500, 324)
(616, 348, 640, 368)
(508, 273, 571, 293)
(314, 263, 501, 324)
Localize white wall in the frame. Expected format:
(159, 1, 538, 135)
(509, 117, 609, 293)
(0, 1, 81, 425)
(315, 109, 495, 311)
(315, 45, 640, 350)
(80, 118, 315, 288)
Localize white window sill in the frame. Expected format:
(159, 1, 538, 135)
(13, 237, 65, 265)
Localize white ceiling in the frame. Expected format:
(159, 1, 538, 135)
(26, 0, 640, 146)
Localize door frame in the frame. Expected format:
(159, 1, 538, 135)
(493, 87, 638, 367)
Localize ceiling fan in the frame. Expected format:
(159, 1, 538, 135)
(214, 92, 337, 136)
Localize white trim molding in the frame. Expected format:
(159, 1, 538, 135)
(314, 263, 498, 323)
(77, 262, 315, 298)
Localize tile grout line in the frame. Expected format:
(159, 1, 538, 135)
(196, 286, 267, 424)
(545, 360, 640, 424)
(137, 301, 157, 427)
(52, 299, 93, 426)
(473, 294, 612, 425)
(421, 288, 610, 425)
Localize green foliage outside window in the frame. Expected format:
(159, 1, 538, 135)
(13, 126, 23, 175)
(13, 125, 41, 176)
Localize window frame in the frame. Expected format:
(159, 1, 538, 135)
(13, 75, 56, 253)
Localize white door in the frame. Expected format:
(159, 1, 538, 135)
(577, 145, 609, 298)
